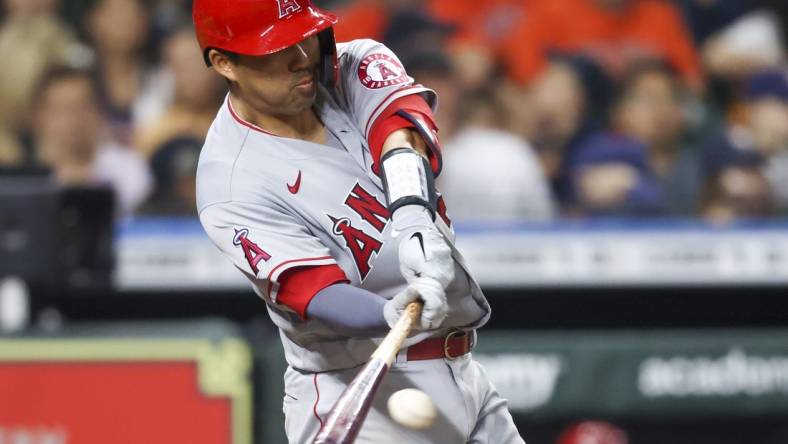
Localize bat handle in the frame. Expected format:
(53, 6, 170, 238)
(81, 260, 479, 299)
(371, 301, 422, 366)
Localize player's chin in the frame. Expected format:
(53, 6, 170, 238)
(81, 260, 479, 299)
(282, 92, 316, 115)
(290, 87, 317, 110)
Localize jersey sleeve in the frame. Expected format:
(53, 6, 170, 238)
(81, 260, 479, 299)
(199, 201, 338, 308)
(336, 39, 437, 143)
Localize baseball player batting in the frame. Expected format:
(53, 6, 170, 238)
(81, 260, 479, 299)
(192, 0, 525, 443)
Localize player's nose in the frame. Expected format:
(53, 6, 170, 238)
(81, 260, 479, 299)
(287, 37, 318, 72)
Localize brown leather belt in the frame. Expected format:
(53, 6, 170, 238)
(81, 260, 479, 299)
(406, 330, 474, 361)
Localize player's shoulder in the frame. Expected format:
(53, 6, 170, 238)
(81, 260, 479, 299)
(195, 99, 282, 212)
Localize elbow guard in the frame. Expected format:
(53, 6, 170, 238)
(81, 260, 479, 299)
(367, 96, 443, 176)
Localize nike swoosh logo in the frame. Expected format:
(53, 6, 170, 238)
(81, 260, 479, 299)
(287, 170, 302, 194)
(410, 232, 426, 258)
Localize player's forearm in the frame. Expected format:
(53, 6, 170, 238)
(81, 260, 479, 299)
(381, 128, 428, 158)
(305, 283, 388, 337)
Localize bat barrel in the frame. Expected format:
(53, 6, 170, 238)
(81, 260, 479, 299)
(312, 359, 388, 444)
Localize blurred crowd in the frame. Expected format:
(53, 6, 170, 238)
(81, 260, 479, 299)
(0, 0, 785, 223)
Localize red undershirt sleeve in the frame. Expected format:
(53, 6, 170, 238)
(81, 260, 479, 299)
(367, 94, 442, 176)
(276, 264, 350, 320)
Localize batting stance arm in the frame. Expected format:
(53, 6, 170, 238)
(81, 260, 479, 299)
(366, 88, 454, 335)
(374, 113, 455, 330)
(305, 284, 387, 337)
(305, 278, 448, 335)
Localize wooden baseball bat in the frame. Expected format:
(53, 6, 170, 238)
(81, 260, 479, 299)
(312, 301, 423, 444)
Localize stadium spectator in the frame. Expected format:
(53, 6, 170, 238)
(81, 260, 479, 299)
(435, 75, 554, 221)
(405, 47, 553, 222)
(142, 137, 202, 214)
(567, 61, 701, 217)
(523, 59, 606, 208)
(334, 0, 525, 91)
(698, 7, 785, 81)
(426, 0, 529, 90)
(612, 62, 700, 215)
(30, 66, 152, 216)
(86, 0, 167, 147)
(136, 26, 224, 214)
(332, 0, 420, 43)
(679, 0, 759, 46)
(499, 0, 702, 90)
(427, 0, 528, 52)
(381, 8, 454, 66)
(702, 165, 773, 223)
(150, 0, 194, 39)
(526, 61, 585, 189)
(680, 0, 785, 116)
(0, 0, 86, 164)
(569, 134, 664, 217)
(135, 26, 223, 158)
(700, 68, 788, 218)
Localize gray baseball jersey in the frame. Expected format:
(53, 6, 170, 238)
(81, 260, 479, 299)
(197, 39, 491, 373)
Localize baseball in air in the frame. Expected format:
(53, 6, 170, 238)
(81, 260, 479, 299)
(387, 388, 437, 430)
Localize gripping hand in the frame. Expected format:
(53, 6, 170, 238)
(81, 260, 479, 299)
(384, 277, 448, 330)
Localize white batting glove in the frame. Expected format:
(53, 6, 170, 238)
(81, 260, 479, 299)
(391, 206, 455, 288)
(383, 277, 448, 330)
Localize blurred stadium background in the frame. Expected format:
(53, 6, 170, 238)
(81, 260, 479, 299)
(0, 0, 787, 443)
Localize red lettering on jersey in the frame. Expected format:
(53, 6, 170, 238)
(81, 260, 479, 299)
(436, 195, 452, 227)
(329, 216, 382, 280)
(344, 183, 390, 233)
(377, 62, 397, 80)
(233, 228, 271, 275)
(276, 0, 302, 18)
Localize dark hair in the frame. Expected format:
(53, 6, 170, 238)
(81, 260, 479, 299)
(549, 53, 614, 119)
(32, 66, 96, 105)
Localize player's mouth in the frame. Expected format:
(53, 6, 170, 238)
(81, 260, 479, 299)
(295, 77, 314, 88)
(293, 71, 316, 90)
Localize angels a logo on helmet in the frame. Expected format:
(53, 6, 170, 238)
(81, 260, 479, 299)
(358, 54, 408, 89)
(276, 0, 302, 18)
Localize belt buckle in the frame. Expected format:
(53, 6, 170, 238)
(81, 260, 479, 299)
(443, 329, 465, 360)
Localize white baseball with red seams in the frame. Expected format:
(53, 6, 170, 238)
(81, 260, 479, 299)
(388, 388, 437, 430)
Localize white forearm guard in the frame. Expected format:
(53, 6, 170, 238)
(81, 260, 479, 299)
(379, 147, 437, 218)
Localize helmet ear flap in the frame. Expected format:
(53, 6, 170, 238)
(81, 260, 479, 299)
(318, 28, 338, 88)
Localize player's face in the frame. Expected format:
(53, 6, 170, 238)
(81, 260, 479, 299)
(221, 35, 321, 117)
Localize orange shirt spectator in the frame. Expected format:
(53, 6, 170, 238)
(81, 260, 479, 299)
(333, 0, 531, 48)
(332, 0, 388, 42)
(499, 0, 702, 88)
(428, 0, 530, 49)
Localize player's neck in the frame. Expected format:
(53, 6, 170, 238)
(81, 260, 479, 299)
(229, 94, 325, 144)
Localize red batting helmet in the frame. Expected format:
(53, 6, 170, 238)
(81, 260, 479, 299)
(192, 0, 338, 66)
